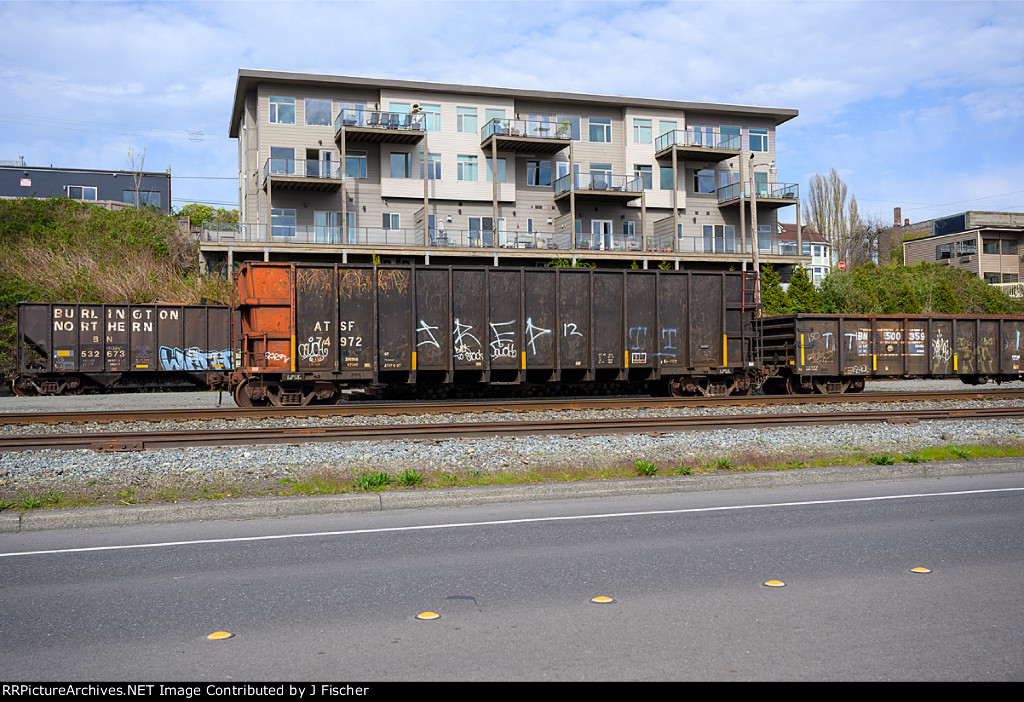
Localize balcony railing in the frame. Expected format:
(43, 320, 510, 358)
(717, 181, 799, 204)
(262, 158, 343, 180)
(553, 172, 644, 196)
(334, 108, 426, 133)
(655, 128, 742, 153)
(480, 118, 573, 141)
(202, 223, 570, 250)
(202, 224, 803, 258)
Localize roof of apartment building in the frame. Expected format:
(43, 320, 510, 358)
(778, 223, 828, 243)
(229, 68, 799, 138)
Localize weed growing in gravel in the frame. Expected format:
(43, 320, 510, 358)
(674, 462, 694, 476)
(398, 468, 423, 487)
(902, 453, 924, 464)
(949, 445, 971, 459)
(634, 460, 659, 476)
(868, 454, 896, 465)
(355, 471, 392, 491)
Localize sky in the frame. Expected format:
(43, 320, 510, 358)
(1, 0, 1022, 226)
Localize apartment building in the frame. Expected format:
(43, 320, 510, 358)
(901, 211, 1024, 286)
(222, 69, 804, 269)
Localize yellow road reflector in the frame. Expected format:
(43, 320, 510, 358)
(910, 567, 932, 574)
(590, 596, 615, 604)
(206, 631, 234, 640)
(416, 611, 440, 620)
(763, 580, 786, 587)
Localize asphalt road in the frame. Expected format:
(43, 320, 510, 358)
(1, 472, 1021, 681)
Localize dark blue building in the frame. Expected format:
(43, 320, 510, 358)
(0, 161, 172, 214)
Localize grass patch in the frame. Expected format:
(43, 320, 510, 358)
(3, 440, 1024, 513)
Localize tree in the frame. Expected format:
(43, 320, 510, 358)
(126, 147, 146, 209)
(804, 169, 885, 268)
(786, 265, 820, 313)
(760, 263, 790, 315)
(177, 204, 238, 227)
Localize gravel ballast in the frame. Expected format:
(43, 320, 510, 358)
(2, 380, 1024, 493)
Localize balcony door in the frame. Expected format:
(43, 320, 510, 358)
(591, 220, 613, 250)
(315, 211, 342, 244)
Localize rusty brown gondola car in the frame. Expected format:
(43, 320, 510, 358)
(230, 262, 761, 406)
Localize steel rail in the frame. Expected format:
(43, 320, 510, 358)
(3, 389, 1024, 426)
(2, 406, 1022, 453)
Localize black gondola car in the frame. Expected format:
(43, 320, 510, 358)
(12, 302, 234, 395)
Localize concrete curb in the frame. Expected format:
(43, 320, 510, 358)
(1, 457, 1021, 534)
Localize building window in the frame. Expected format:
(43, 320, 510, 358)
(419, 104, 441, 131)
(269, 96, 295, 124)
(749, 128, 768, 152)
(1003, 273, 1019, 283)
(382, 213, 400, 230)
(634, 164, 652, 190)
(702, 225, 737, 253)
(958, 239, 977, 256)
(757, 224, 771, 252)
(589, 163, 611, 189)
(486, 157, 506, 183)
(1003, 240, 1018, 255)
(984, 239, 1000, 254)
(305, 98, 332, 126)
(457, 107, 477, 134)
(589, 117, 611, 143)
(659, 120, 676, 138)
(557, 115, 581, 140)
(68, 185, 97, 201)
(458, 155, 478, 182)
(984, 272, 1001, 283)
(936, 243, 953, 260)
(270, 146, 294, 174)
(271, 208, 296, 237)
(802, 241, 812, 256)
(390, 152, 412, 178)
(622, 221, 635, 238)
(345, 151, 367, 179)
(122, 190, 161, 208)
(420, 153, 441, 180)
(720, 126, 741, 149)
(813, 245, 822, 257)
(633, 118, 652, 144)
(692, 169, 715, 194)
(660, 166, 675, 190)
(527, 160, 551, 187)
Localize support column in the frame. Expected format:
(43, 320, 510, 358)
(491, 136, 499, 249)
(340, 127, 347, 244)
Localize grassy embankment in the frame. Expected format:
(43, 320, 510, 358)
(0, 198, 232, 372)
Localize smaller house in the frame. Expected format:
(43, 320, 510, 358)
(900, 211, 1023, 287)
(0, 159, 172, 214)
(778, 223, 831, 285)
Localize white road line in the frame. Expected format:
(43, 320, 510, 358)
(2, 487, 1022, 559)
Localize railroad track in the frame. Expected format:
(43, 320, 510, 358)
(3, 389, 1024, 426)
(2, 405, 1023, 453)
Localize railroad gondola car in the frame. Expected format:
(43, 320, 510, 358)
(230, 262, 761, 406)
(11, 302, 234, 396)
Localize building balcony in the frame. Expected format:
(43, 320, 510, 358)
(553, 172, 643, 203)
(717, 181, 799, 209)
(655, 128, 742, 163)
(334, 109, 426, 144)
(261, 159, 344, 192)
(480, 118, 572, 154)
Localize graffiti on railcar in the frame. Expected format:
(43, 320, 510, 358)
(932, 330, 952, 364)
(298, 320, 332, 364)
(416, 320, 441, 349)
(339, 269, 373, 300)
(159, 346, 234, 370)
(525, 318, 551, 355)
(453, 319, 483, 362)
(489, 321, 517, 359)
